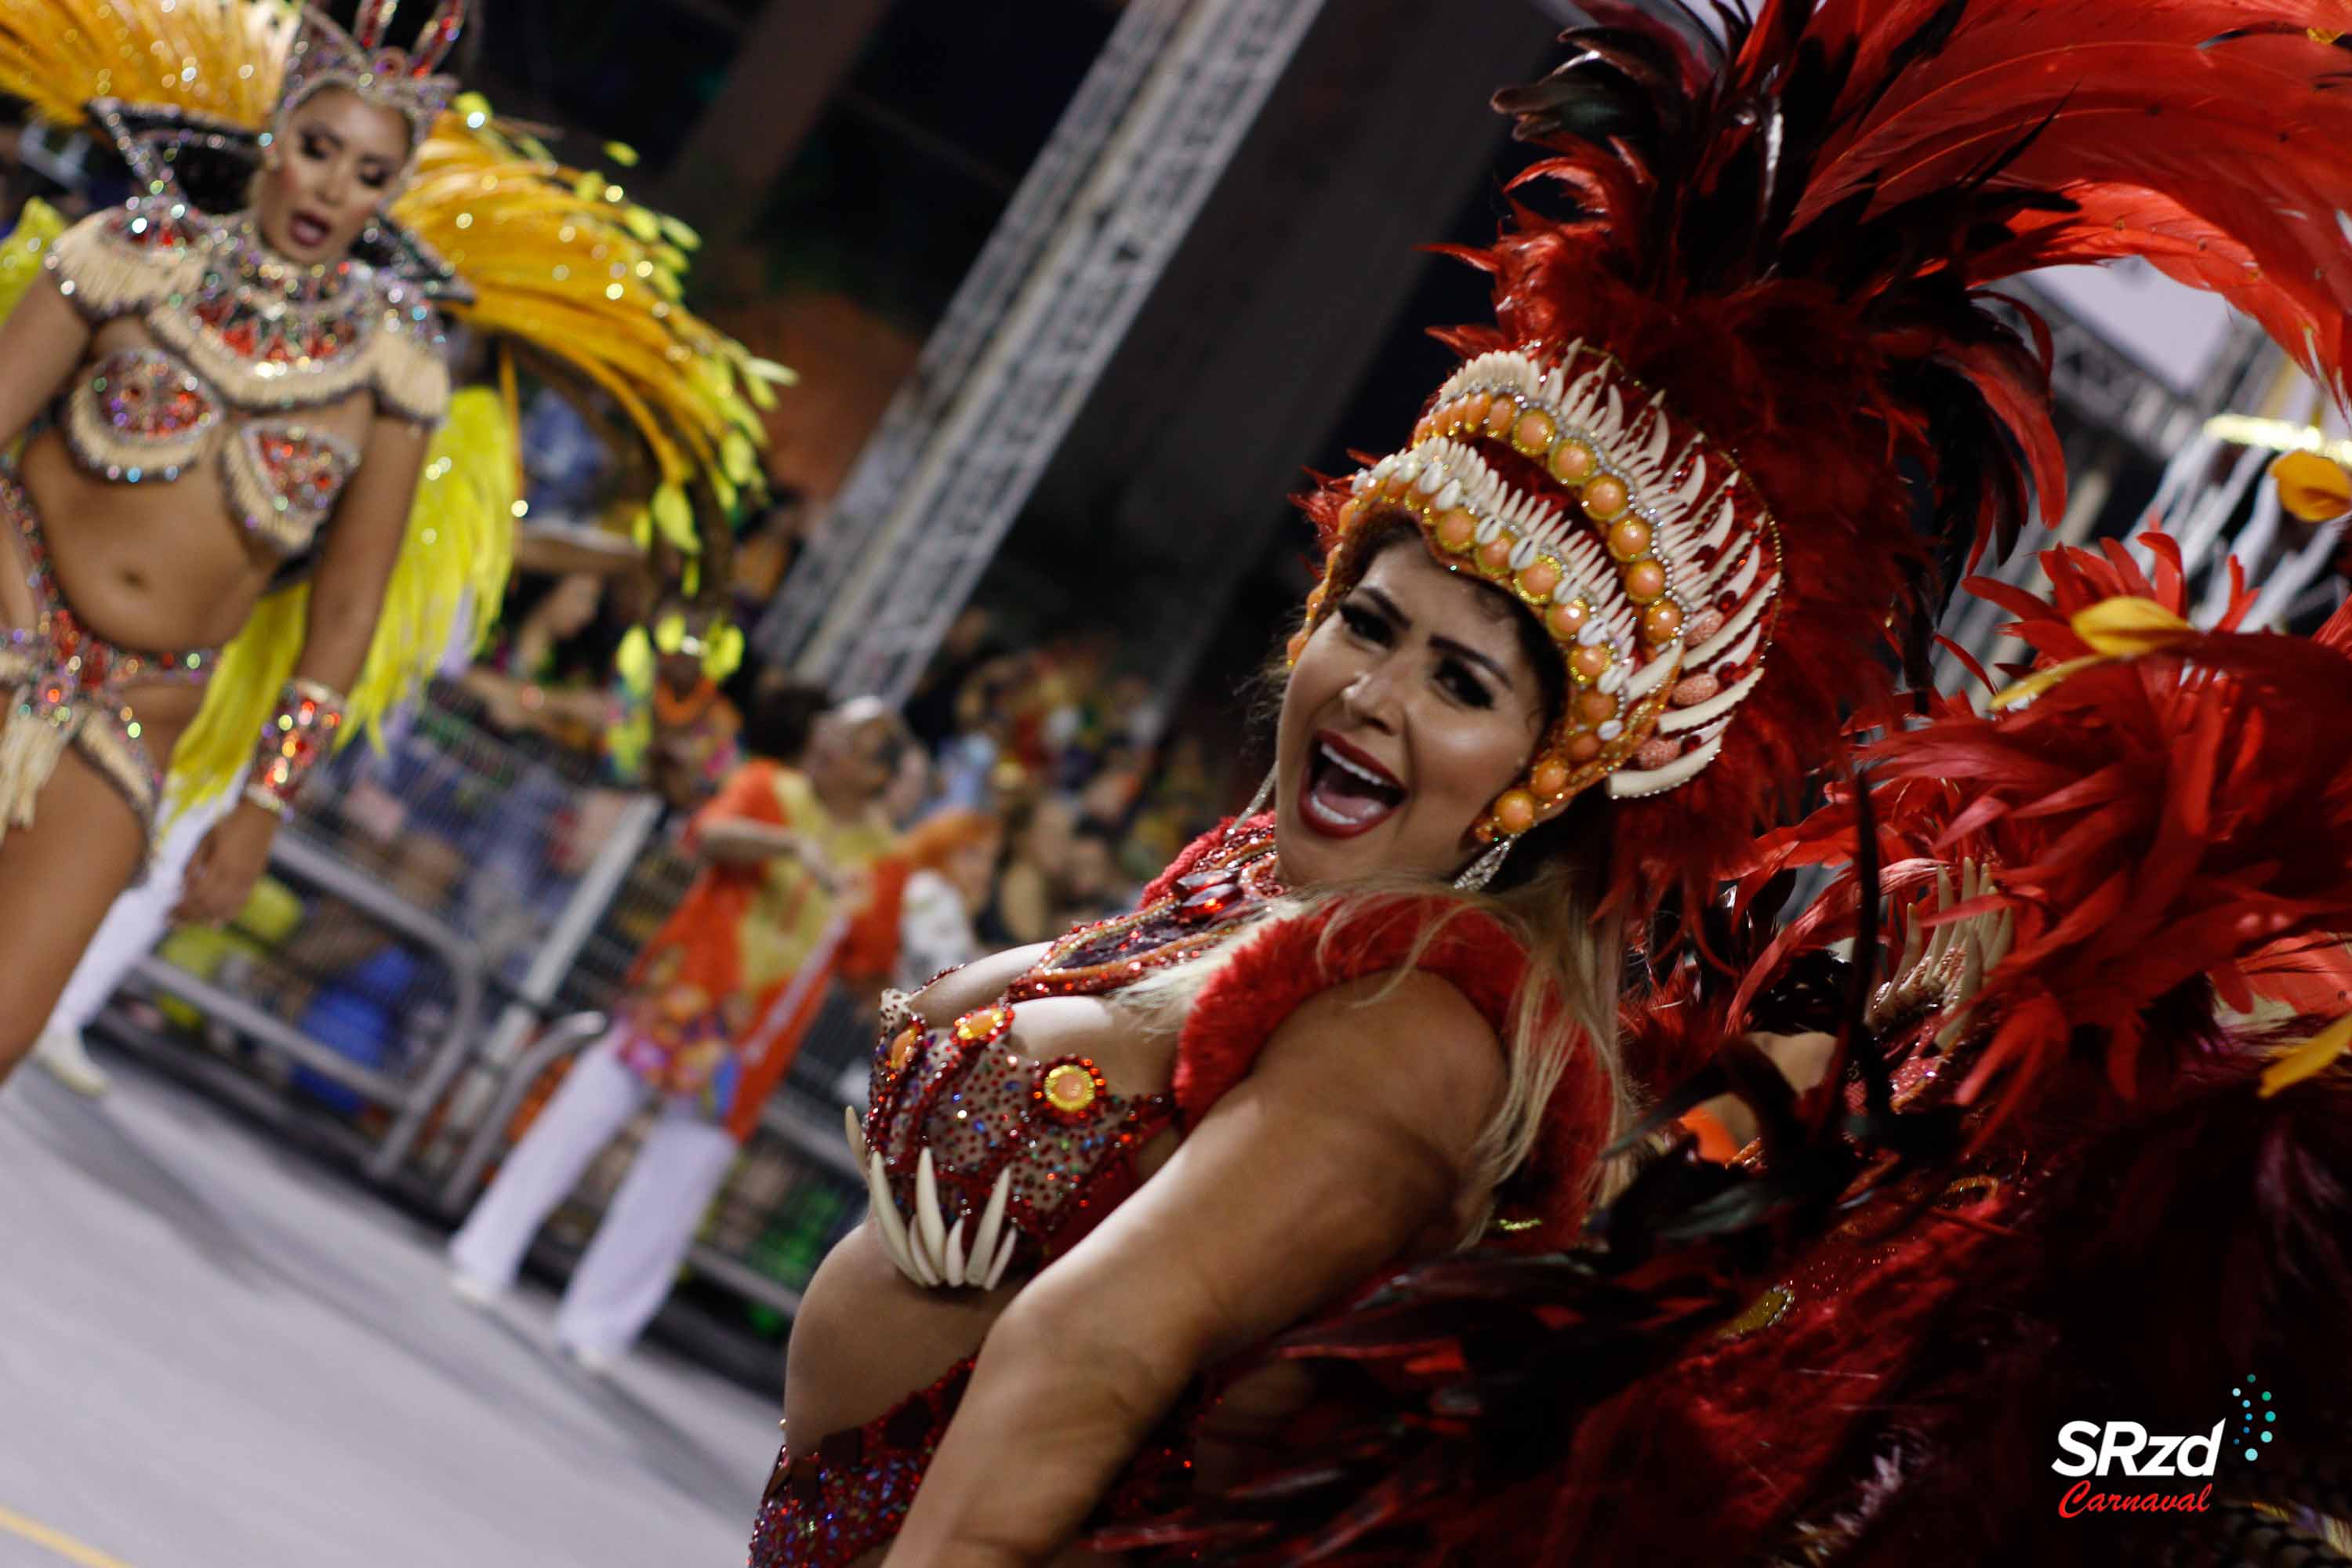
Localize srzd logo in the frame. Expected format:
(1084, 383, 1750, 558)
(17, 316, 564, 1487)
(2051, 1376, 2274, 1519)
(2052, 1421, 2220, 1516)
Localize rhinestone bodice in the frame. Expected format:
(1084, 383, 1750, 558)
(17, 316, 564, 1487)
(41, 198, 451, 563)
(63, 347, 362, 556)
(861, 1003, 1178, 1287)
(851, 826, 1283, 1290)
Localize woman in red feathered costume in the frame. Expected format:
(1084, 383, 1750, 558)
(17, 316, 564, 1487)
(1137, 535, 2352, 1567)
(752, 2, 2352, 1563)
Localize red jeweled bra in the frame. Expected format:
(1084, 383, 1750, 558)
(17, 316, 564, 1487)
(849, 822, 1284, 1290)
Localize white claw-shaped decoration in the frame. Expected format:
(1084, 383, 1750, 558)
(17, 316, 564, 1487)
(968, 1167, 1012, 1284)
(942, 1216, 969, 1288)
(865, 1139, 1027, 1290)
(982, 1226, 1019, 1290)
(1670, 449, 1708, 509)
(915, 1149, 949, 1267)
(1640, 394, 1673, 469)
(1623, 643, 1681, 699)
(1894, 910, 1925, 987)
(865, 1149, 937, 1287)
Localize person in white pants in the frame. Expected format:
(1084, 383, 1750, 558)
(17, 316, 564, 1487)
(446, 1027, 741, 1365)
(447, 694, 907, 1367)
(26, 785, 241, 1097)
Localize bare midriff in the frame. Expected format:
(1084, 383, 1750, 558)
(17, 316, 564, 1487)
(14, 314, 378, 670)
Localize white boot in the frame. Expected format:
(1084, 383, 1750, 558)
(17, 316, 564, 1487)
(32, 1025, 110, 1098)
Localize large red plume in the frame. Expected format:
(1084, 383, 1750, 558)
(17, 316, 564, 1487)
(1376, 0, 2352, 917)
(1749, 532, 2352, 1136)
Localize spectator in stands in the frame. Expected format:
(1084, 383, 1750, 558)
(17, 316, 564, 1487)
(1053, 815, 1131, 930)
(881, 737, 935, 829)
(977, 791, 1076, 947)
(447, 693, 909, 1368)
(891, 808, 1001, 995)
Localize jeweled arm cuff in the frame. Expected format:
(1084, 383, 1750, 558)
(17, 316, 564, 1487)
(245, 679, 346, 818)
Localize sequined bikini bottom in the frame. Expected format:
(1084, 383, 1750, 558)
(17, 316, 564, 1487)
(0, 469, 213, 863)
(748, 1358, 976, 1567)
(746, 1356, 1203, 1566)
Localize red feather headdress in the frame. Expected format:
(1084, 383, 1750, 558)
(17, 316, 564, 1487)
(1294, 0, 2352, 919)
(1746, 530, 2352, 1134)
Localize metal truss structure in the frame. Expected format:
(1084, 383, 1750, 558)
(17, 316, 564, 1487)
(756, 0, 1327, 703)
(760, 2, 2292, 709)
(1933, 285, 2285, 686)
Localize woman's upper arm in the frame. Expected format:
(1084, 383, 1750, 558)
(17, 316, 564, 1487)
(1012, 971, 1505, 1371)
(0, 275, 90, 448)
(310, 414, 431, 614)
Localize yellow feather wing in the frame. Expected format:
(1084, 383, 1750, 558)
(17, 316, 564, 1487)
(401, 104, 790, 550)
(0, 0, 296, 125)
(0, 197, 67, 318)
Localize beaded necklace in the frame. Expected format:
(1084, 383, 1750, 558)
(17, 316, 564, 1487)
(183, 213, 377, 379)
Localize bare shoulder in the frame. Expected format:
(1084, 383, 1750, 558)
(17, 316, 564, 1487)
(1257, 969, 1506, 1152)
(907, 941, 1054, 1022)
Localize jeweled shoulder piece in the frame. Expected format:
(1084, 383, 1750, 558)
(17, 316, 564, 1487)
(44, 198, 205, 320)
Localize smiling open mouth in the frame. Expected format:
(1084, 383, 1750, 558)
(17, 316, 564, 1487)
(288, 212, 331, 249)
(1300, 731, 1405, 838)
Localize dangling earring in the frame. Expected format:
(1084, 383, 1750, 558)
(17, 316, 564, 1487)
(1225, 768, 1275, 840)
(1454, 838, 1512, 893)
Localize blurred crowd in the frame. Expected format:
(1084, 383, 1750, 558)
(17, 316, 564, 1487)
(452, 543, 1232, 959)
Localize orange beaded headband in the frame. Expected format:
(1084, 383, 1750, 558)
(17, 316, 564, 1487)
(1291, 343, 1784, 843)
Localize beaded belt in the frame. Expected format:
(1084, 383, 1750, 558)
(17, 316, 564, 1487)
(748, 1359, 976, 1567)
(0, 469, 213, 861)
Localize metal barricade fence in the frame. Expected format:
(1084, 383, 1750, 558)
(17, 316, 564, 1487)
(96, 680, 872, 1351)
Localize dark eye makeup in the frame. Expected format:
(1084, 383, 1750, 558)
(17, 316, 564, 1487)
(1438, 659, 1494, 708)
(1338, 600, 1391, 643)
(1340, 596, 1497, 708)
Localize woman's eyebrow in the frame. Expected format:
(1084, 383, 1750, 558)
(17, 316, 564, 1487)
(1432, 633, 1514, 690)
(1360, 585, 1515, 689)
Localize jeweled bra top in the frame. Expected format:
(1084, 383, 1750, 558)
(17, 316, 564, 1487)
(43, 198, 450, 558)
(851, 824, 1284, 1290)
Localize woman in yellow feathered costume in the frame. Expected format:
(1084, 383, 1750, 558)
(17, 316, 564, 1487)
(0, 0, 783, 1083)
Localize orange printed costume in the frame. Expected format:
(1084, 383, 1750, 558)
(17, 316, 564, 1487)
(616, 758, 901, 1140)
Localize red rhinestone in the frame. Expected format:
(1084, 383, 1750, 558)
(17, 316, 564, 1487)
(1177, 883, 1240, 923)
